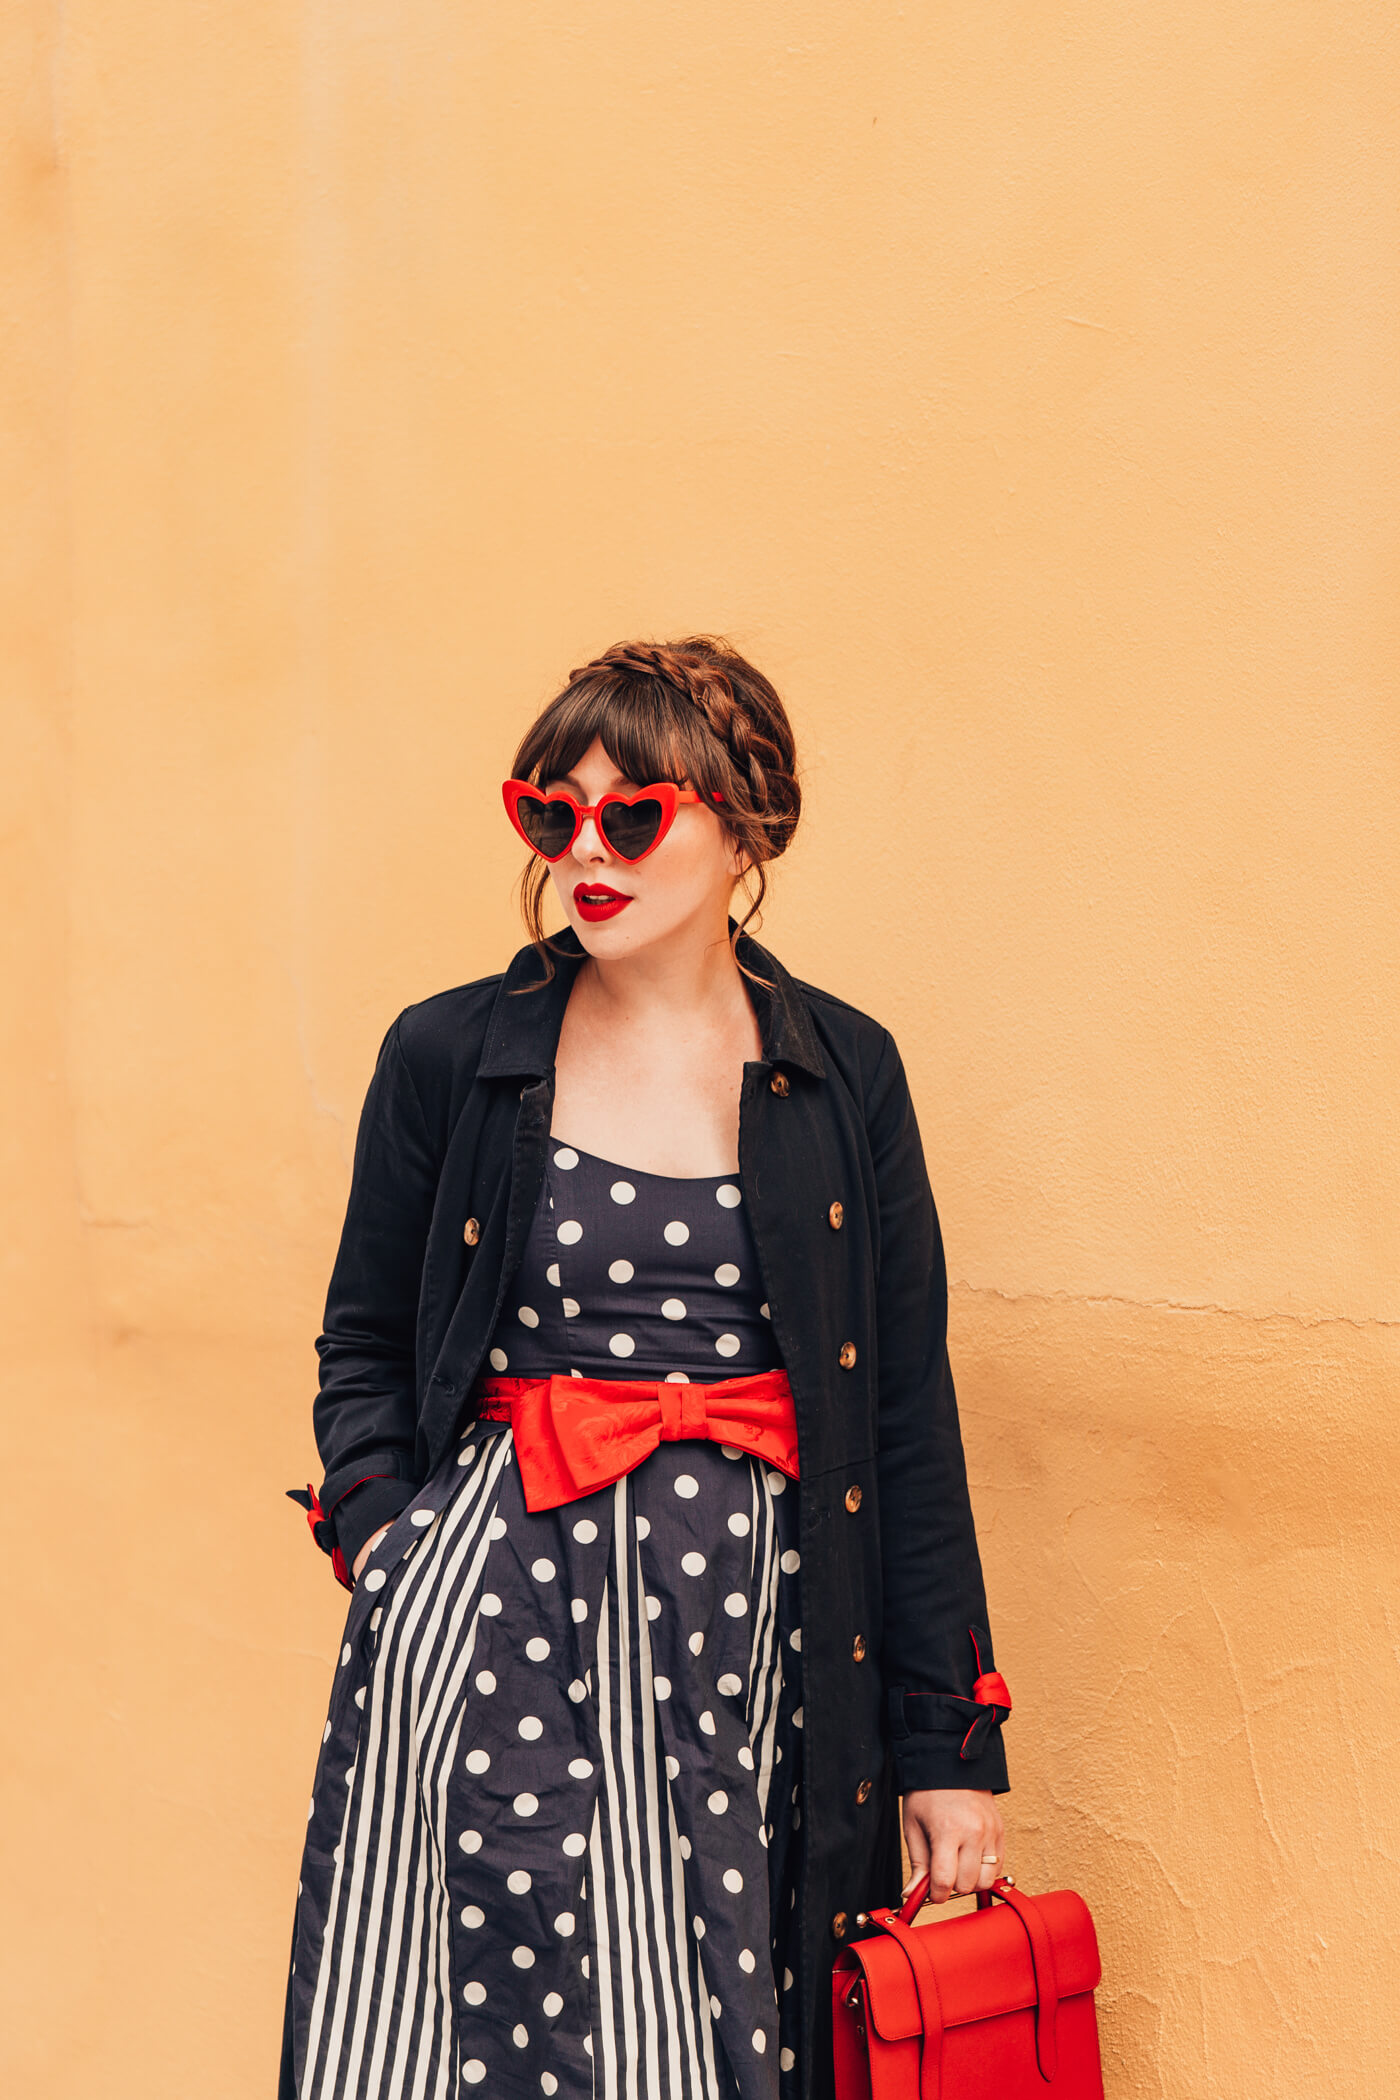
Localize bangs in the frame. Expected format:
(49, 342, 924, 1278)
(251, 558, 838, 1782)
(511, 675, 718, 796)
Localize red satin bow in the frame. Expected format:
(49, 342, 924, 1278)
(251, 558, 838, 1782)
(474, 1368, 800, 1513)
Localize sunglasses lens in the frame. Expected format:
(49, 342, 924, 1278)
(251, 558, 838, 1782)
(599, 798, 666, 859)
(515, 795, 577, 858)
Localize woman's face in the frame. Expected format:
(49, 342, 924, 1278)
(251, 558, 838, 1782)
(544, 737, 744, 962)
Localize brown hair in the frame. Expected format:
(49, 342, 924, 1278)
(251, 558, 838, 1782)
(509, 637, 801, 986)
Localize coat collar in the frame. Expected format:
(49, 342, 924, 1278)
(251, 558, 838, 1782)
(477, 923, 827, 1082)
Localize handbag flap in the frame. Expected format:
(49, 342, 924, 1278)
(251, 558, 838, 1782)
(852, 1891, 1102, 2042)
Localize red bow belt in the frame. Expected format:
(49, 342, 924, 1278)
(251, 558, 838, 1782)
(473, 1368, 800, 1514)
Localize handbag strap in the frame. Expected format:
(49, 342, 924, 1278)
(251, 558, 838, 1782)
(867, 1915, 947, 2100)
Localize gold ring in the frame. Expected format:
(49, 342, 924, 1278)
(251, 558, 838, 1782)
(981, 1856, 1000, 1865)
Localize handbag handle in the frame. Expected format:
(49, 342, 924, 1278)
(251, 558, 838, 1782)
(886, 1873, 1060, 2083)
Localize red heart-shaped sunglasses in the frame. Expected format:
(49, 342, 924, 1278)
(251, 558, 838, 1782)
(501, 779, 723, 864)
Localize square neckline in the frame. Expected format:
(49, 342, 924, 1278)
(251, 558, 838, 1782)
(548, 1139, 740, 1185)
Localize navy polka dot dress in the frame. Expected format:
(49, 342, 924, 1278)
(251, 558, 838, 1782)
(288, 1145, 805, 2100)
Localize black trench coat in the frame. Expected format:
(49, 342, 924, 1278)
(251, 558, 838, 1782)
(293, 925, 1010, 2100)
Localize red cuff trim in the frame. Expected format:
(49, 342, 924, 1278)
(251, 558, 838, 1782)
(303, 1482, 353, 1592)
(973, 1670, 1012, 1709)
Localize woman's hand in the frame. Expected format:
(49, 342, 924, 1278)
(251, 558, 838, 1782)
(351, 1524, 393, 1584)
(901, 1788, 1006, 1902)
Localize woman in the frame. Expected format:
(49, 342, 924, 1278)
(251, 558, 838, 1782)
(281, 638, 1011, 2100)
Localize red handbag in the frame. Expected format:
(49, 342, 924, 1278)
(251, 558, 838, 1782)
(832, 1872, 1105, 2099)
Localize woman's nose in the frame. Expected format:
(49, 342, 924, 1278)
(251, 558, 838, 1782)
(573, 814, 610, 861)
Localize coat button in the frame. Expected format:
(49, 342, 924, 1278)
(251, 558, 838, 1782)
(856, 1779, 873, 1805)
(770, 1070, 790, 1097)
(831, 1911, 850, 1941)
(844, 1484, 863, 1513)
(463, 1217, 481, 1246)
(852, 1633, 867, 1662)
(838, 1342, 857, 1370)
(828, 1200, 844, 1230)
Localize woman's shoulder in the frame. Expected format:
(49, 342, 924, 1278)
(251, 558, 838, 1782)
(751, 937, 905, 1101)
(374, 967, 511, 1102)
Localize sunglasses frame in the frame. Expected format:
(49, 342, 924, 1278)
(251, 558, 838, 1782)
(501, 778, 720, 864)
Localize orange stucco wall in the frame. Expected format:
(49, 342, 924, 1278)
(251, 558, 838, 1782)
(4, 4, 1396, 2093)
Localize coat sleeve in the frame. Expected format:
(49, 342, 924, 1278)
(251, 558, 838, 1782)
(867, 1029, 1011, 1795)
(291, 1014, 438, 1579)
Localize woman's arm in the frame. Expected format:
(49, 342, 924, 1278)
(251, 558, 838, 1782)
(864, 1029, 1011, 1887)
(306, 1014, 440, 1575)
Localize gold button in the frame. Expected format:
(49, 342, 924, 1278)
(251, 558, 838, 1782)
(828, 1200, 844, 1230)
(845, 1484, 863, 1513)
(831, 1911, 849, 1941)
(770, 1070, 790, 1097)
(838, 1342, 857, 1370)
(852, 1633, 867, 1663)
(463, 1217, 481, 1246)
(856, 1779, 872, 1805)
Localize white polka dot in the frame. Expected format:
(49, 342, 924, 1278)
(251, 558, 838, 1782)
(681, 1551, 707, 1576)
(568, 1679, 587, 1702)
(699, 1710, 716, 1735)
(543, 1991, 564, 2018)
(737, 1745, 755, 1770)
(410, 1507, 435, 1528)
(517, 1304, 539, 1328)
(461, 1905, 485, 1929)
(508, 1869, 533, 1894)
(343, 1763, 356, 1785)
(783, 1969, 794, 1991)
(716, 1672, 743, 1696)
(322, 1720, 332, 1743)
(608, 1258, 634, 1284)
(723, 1868, 744, 1893)
(610, 1180, 636, 1205)
(707, 1790, 729, 1815)
(475, 1670, 496, 1694)
(674, 1473, 699, 1498)
(583, 2037, 593, 2058)
(635, 1515, 651, 1539)
(780, 1548, 800, 1573)
(608, 1333, 636, 1358)
(724, 1592, 749, 1617)
(513, 2022, 530, 2047)
(562, 1833, 588, 1857)
(531, 1558, 556, 1583)
(653, 1676, 672, 1701)
(465, 1749, 491, 1774)
(752, 2030, 767, 2054)
(489, 1515, 508, 1539)
(541, 2075, 559, 2097)
(556, 1219, 583, 1245)
(760, 1302, 771, 1320)
(715, 1333, 741, 1358)
(562, 1297, 580, 1318)
(645, 1595, 662, 1620)
(717, 1183, 742, 1208)
(739, 1948, 757, 1972)
(488, 1347, 509, 1371)
(571, 1598, 588, 1623)
(679, 1834, 692, 1859)
(463, 1980, 487, 2005)
(462, 2058, 486, 2083)
(370, 1608, 382, 1631)
(728, 1511, 750, 1536)
(709, 1993, 720, 2014)
(790, 1627, 802, 1651)
(546, 1261, 561, 1286)
(457, 1442, 476, 1465)
(792, 1706, 804, 1729)
(519, 1715, 544, 1741)
(526, 1637, 550, 1662)
(553, 1147, 579, 1169)
(714, 1262, 741, 1287)
(568, 1758, 593, 1779)
(688, 1630, 704, 1654)
(573, 1518, 598, 1543)
(661, 1298, 688, 1321)
(308, 1798, 316, 1819)
(362, 1567, 387, 1592)
(354, 1687, 366, 1709)
(665, 1755, 680, 1779)
(479, 1592, 503, 1614)
(720, 1445, 742, 1460)
(665, 1370, 690, 1383)
(766, 1471, 787, 1494)
(694, 1918, 707, 1939)
(514, 1793, 540, 1817)
(663, 1220, 690, 1246)
(512, 1946, 536, 1969)
(554, 1913, 576, 1937)
(458, 1828, 483, 1853)
(781, 2048, 796, 2071)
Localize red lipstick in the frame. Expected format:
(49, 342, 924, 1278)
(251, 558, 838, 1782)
(573, 882, 634, 923)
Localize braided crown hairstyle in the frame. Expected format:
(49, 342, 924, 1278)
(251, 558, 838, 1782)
(509, 637, 801, 987)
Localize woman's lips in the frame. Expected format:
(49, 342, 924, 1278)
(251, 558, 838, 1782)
(573, 883, 634, 923)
